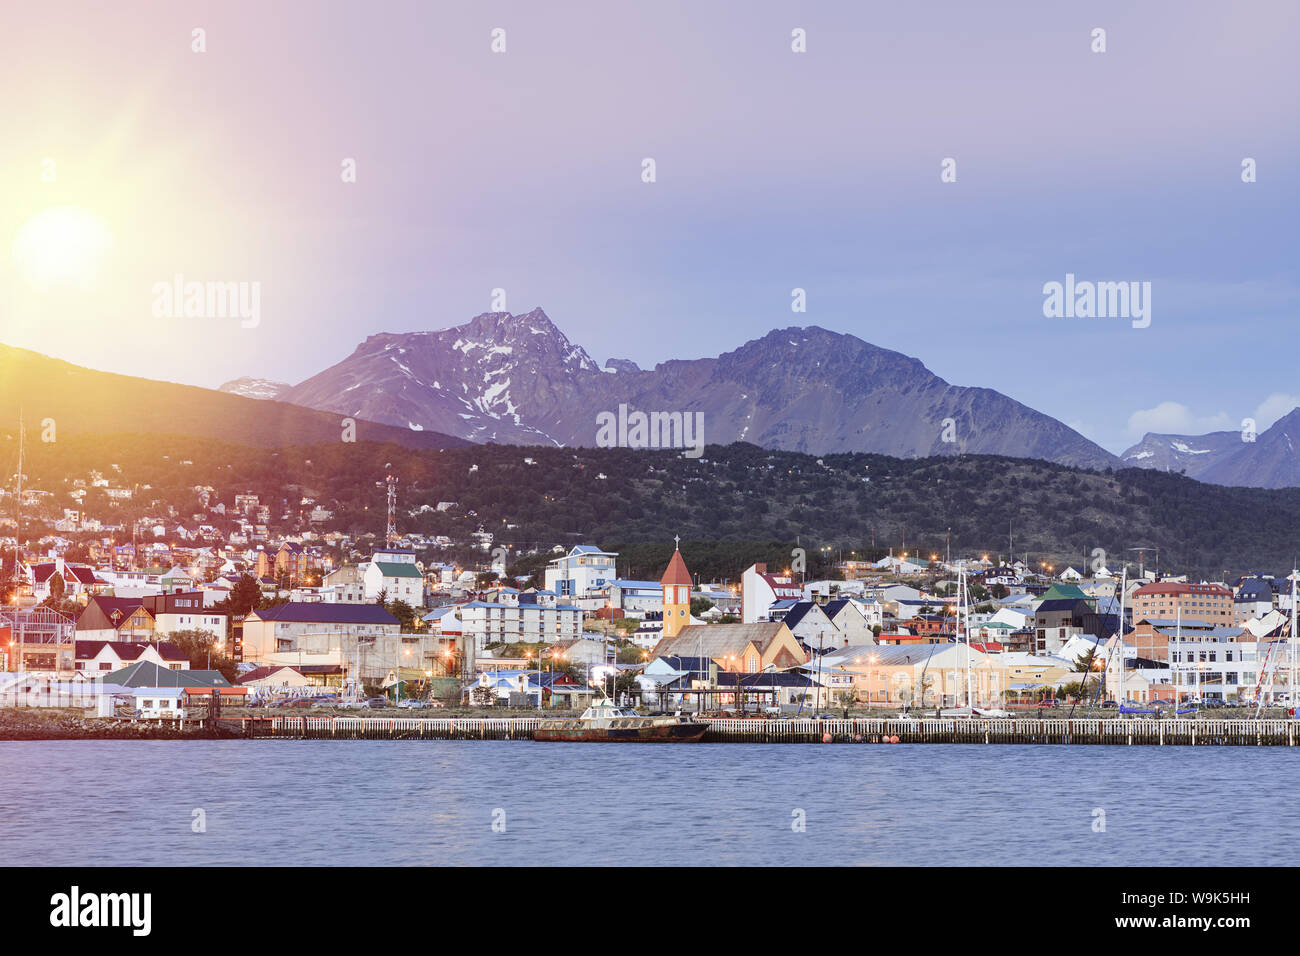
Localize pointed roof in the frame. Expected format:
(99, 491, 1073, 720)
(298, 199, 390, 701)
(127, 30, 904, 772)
(660, 546, 692, 587)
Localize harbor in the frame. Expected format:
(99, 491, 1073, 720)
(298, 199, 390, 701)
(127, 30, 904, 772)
(237, 714, 1300, 746)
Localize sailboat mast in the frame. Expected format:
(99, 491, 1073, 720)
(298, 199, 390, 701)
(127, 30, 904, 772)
(1114, 568, 1126, 706)
(1284, 567, 1294, 712)
(962, 564, 974, 709)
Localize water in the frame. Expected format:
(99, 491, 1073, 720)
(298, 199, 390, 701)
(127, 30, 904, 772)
(0, 740, 1293, 866)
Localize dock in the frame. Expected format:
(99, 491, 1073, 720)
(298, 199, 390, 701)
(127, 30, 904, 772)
(234, 715, 1300, 746)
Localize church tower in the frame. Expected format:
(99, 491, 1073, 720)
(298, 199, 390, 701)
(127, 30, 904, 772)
(660, 536, 693, 639)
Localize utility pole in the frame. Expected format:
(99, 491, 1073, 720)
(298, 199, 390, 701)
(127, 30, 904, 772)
(11, 413, 24, 595)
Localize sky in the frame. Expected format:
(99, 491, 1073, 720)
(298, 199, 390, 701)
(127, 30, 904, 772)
(0, 0, 1296, 455)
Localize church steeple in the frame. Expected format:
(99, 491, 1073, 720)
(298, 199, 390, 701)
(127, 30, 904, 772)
(660, 539, 692, 640)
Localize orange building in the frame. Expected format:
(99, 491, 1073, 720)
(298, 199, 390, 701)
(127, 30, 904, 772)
(660, 540, 693, 640)
(1130, 582, 1232, 626)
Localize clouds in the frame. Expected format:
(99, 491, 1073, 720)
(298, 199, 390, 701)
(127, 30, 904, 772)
(1125, 394, 1300, 440)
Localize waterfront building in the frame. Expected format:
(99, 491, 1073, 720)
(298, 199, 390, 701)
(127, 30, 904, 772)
(654, 621, 805, 673)
(1130, 582, 1233, 627)
(241, 602, 401, 662)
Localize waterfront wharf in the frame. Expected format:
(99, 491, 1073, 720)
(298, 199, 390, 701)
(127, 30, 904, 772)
(233, 716, 1300, 746)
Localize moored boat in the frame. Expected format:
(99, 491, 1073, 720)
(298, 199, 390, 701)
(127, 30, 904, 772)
(534, 698, 707, 742)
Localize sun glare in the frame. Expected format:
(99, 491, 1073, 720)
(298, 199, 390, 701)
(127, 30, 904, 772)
(11, 204, 114, 291)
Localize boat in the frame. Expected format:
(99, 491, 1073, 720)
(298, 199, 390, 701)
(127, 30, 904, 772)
(533, 698, 708, 742)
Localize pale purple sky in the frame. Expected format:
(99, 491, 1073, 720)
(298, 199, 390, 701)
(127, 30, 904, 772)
(1, 0, 1297, 453)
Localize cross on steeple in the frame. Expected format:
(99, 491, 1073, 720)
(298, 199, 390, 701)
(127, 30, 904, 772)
(674, 534, 680, 550)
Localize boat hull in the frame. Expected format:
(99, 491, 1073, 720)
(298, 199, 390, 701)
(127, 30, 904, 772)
(533, 721, 707, 743)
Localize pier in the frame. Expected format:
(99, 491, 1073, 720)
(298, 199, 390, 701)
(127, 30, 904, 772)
(236, 715, 1300, 746)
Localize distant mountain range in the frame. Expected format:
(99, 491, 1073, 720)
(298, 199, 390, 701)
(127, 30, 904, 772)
(1121, 410, 1300, 488)
(0, 345, 467, 451)
(231, 307, 1124, 470)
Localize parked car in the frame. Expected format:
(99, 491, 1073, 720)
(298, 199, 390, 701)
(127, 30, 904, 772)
(1101, 700, 1118, 709)
(336, 699, 364, 710)
(397, 698, 431, 709)
(1202, 698, 1227, 709)
(363, 697, 389, 709)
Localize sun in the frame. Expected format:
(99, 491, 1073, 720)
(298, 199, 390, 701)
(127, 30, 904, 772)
(11, 205, 114, 291)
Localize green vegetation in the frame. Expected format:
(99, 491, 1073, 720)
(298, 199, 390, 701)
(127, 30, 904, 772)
(12, 433, 1300, 579)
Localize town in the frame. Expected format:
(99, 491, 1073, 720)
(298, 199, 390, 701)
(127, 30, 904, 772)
(2, 463, 1297, 726)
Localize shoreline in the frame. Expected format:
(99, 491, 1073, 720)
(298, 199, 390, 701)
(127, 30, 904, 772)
(5, 710, 1297, 747)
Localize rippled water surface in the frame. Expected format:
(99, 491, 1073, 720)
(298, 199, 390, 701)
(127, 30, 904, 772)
(1, 740, 1293, 866)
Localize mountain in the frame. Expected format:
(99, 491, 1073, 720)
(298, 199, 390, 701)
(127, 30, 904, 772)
(1120, 430, 1243, 479)
(0, 345, 468, 450)
(219, 377, 289, 401)
(280, 308, 1123, 469)
(1122, 409, 1300, 488)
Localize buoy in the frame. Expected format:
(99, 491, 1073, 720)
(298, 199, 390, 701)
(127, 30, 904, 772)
(889, 735, 900, 744)
(822, 733, 833, 743)
(853, 733, 863, 742)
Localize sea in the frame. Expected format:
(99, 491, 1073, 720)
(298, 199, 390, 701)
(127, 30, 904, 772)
(1, 740, 1293, 866)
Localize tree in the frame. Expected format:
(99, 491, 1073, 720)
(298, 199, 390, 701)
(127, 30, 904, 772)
(167, 628, 235, 679)
(48, 572, 65, 603)
(386, 598, 416, 630)
(220, 573, 263, 619)
(690, 596, 715, 616)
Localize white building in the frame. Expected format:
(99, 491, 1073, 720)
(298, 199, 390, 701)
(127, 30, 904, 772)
(741, 563, 804, 623)
(544, 545, 618, 602)
(361, 550, 424, 606)
(428, 600, 584, 654)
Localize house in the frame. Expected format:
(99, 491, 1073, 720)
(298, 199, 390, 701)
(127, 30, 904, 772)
(812, 642, 1002, 709)
(27, 559, 102, 601)
(158, 565, 195, 593)
(550, 637, 609, 668)
(635, 655, 718, 708)
(980, 566, 1023, 588)
(1034, 599, 1092, 655)
(235, 665, 317, 698)
(141, 591, 227, 639)
(653, 622, 806, 673)
(740, 563, 804, 623)
(2, 605, 78, 674)
(608, 580, 663, 616)
(770, 601, 836, 644)
(103, 660, 245, 707)
(1234, 578, 1276, 624)
(323, 565, 367, 603)
(75, 640, 189, 675)
(544, 545, 619, 603)
(362, 549, 424, 606)
(76, 596, 155, 642)
(241, 602, 401, 662)
(255, 541, 308, 583)
(130, 688, 188, 719)
(472, 668, 592, 707)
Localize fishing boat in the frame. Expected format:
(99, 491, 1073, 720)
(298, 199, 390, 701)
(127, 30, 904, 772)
(533, 698, 708, 742)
